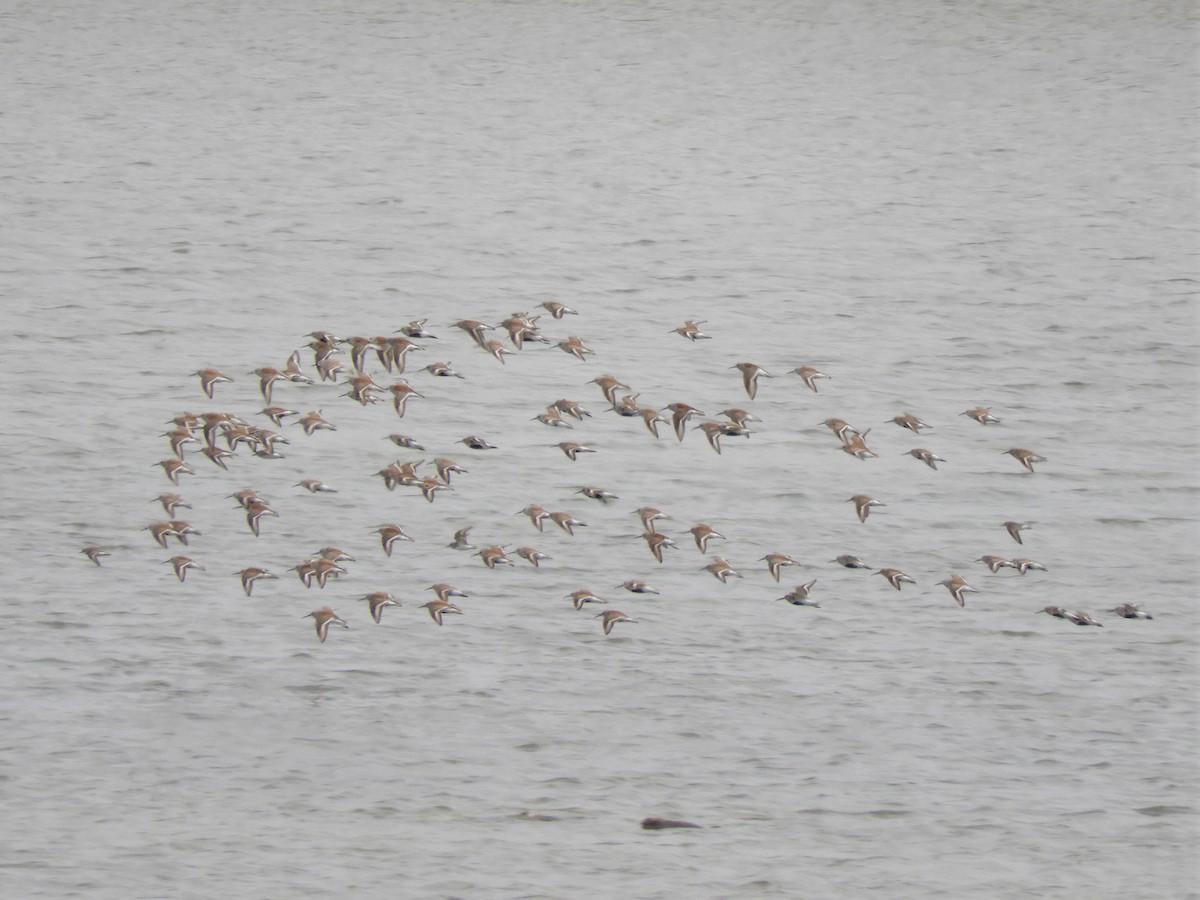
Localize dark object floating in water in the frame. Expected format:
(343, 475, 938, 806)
(515, 811, 561, 822)
(641, 817, 702, 830)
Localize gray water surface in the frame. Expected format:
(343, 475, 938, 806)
(2, 1, 1197, 897)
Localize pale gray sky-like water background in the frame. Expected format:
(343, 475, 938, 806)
(2, 1, 1197, 897)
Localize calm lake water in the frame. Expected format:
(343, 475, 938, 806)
(3, 0, 1197, 897)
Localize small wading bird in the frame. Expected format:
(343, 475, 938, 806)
(306, 607, 348, 642)
(597, 609, 636, 635)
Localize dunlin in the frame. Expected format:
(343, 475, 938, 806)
(610, 393, 641, 416)
(416, 476, 452, 502)
(541, 301, 578, 319)
(154, 493, 191, 516)
(576, 486, 618, 503)
(252, 366, 285, 402)
(704, 558, 742, 582)
(453, 319, 493, 348)
(518, 504, 551, 531)
(782, 580, 820, 609)
(81, 546, 110, 566)
(961, 406, 1001, 425)
(388, 381, 424, 417)
(167, 412, 201, 429)
(939, 575, 979, 607)
(719, 419, 753, 437)
(671, 320, 711, 341)
(642, 531, 678, 563)
(261, 406, 298, 426)
(428, 583, 468, 604)
(170, 520, 200, 541)
(619, 580, 659, 594)
(1037, 606, 1068, 619)
(399, 319, 437, 339)
(848, 495, 885, 523)
(377, 460, 420, 491)
(461, 435, 497, 450)
(589, 375, 630, 406)
(244, 499, 277, 537)
(597, 609, 637, 635)
(557, 336, 594, 361)
(761, 553, 799, 582)
(237, 567, 278, 596)
(424, 361, 464, 378)
(384, 336, 423, 373)
(307, 334, 340, 358)
(296, 479, 337, 493)
(568, 589, 606, 610)
(157, 458, 195, 485)
(719, 408, 760, 427)
(557, 441, 597, 461)
(162, 427, 198, 458)
(1064, 610, 1104, 627)
(297, 410, 336, 435)
(568, 592, 609, 614)
(832, 554, 871, 569)
(1109, 604, 1153, 620)
(790, 366, 830, 393)
(220, 423, 255, 451)
(479, 545, 514, 568)
(640, 407, 668, 438)
(309, 558, 348, 589)
(283, 350, 312, 383)
(484, 338, 516, 364)
(194, 368, 233, 399)
(305, 330, 343, 345)
(293, 560, 317, 588)
(636, 507, 670, 532)
(376, 524, 414, 557)
(317, 547, 355, 563)
(904, 448, 946, 470)
(889, 413, 932, 433)
(549, 511, 588, 535)
(146, 521, 187, 548)
(361, 592, 401, 624)
(345, 373, 384, 406)
(1004, 448, 1046, 473)
(200, 445, 235, 470)
(777, 580, 820, 606)
(199, 412, 235, 447)
(447, 526, 476, 551)
(346, 338, 376, 373)
(306, 607, 349, 642)
(840, 431, 878, 460)
(977, 555, 1016, 574)
(516, 546, 551, 567)
(534, 407, 573, 428)
(732, 362, 773, 400)
(1011, 558, 1047, 575)
(693, 421, 729, 454)
(227, 488, 261, 509)
(500, 316, 539, 349)
(1003, 521, 1031, 544)
(665, 402, 703, 441)
(552, 399, 591, 420)
(688, 523, 726, 553)
(166, 555, 201, 582)
(433, 458, 468, 483)
(875, 568, 916, 590)
(821, 418, 859, 443)
(386, 433, 425, 450)
(316, 356, 345, 382)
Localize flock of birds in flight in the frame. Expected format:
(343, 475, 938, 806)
(81, 302, 1154, 641)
